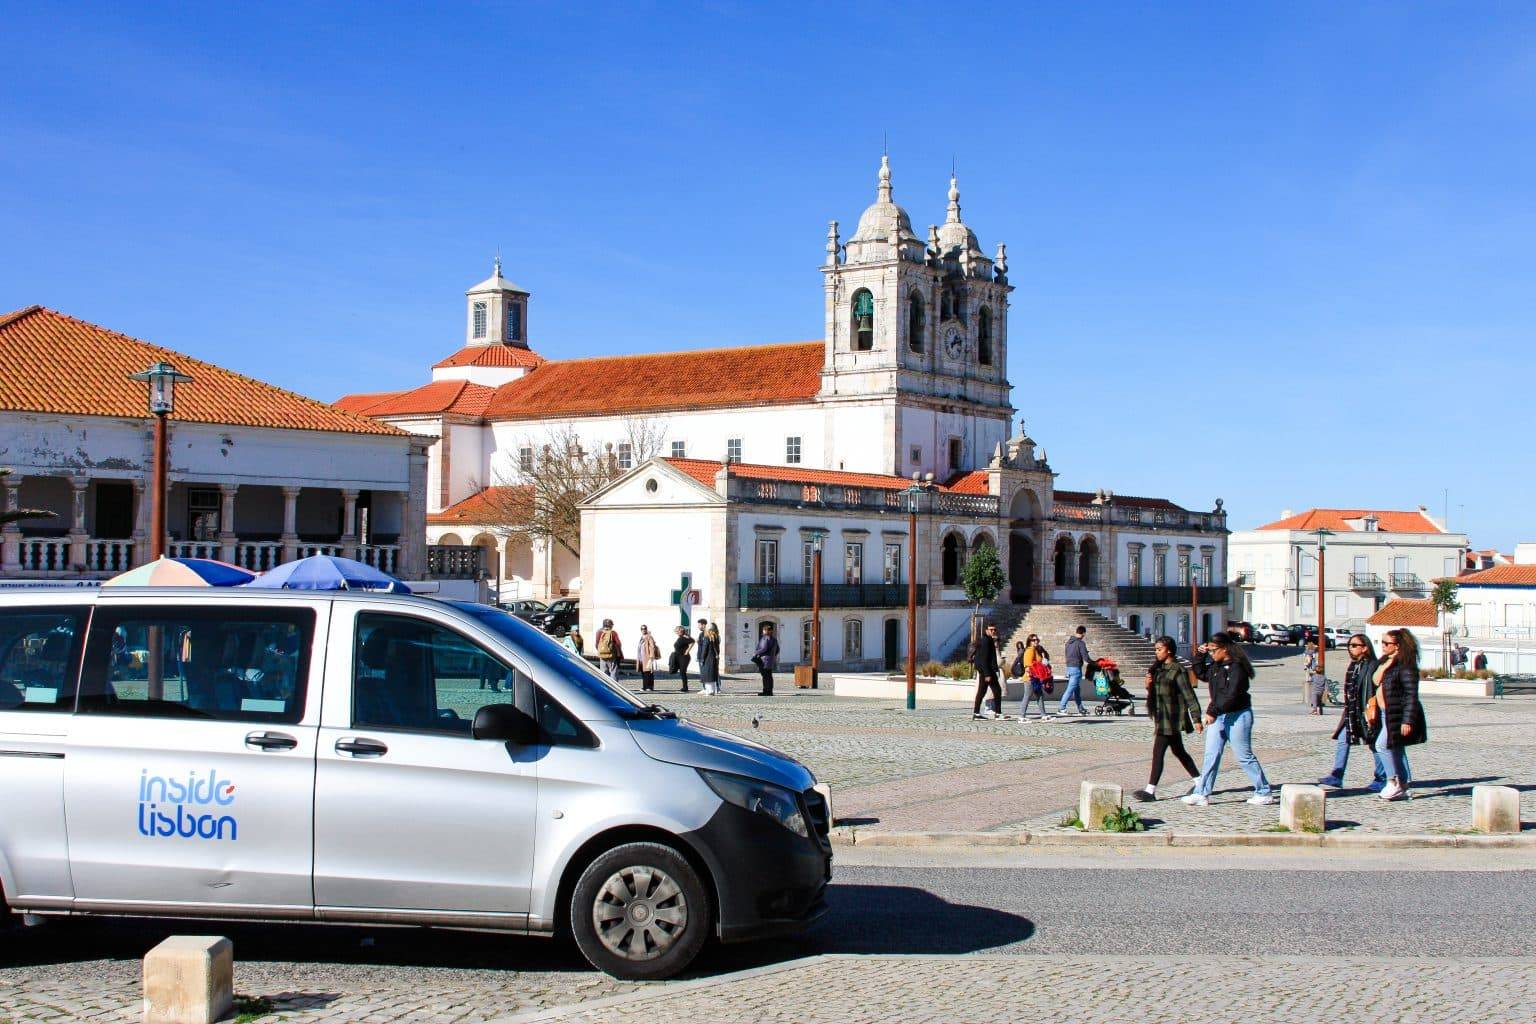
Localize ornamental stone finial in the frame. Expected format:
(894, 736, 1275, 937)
(877, 153, 893, 203)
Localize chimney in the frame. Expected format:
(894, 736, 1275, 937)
(1281, 508, 1294, 520)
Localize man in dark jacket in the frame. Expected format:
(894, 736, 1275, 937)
(970, 622, 1004, 719)
(1058, 625, 1091, 716)
(1181, 631, 1273, 806)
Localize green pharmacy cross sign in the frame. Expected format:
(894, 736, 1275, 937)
(670, 573, 700, 628)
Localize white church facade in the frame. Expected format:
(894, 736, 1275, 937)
(339, 158, 1229, 669)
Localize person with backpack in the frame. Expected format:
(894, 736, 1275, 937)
(595, 619, 623, 680)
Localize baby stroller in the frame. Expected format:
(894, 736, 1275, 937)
(1091, 658, 1137, 716)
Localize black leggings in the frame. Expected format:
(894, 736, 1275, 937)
(973, 675, 1002, 715)
(759, 665, 774, 695)
(1150, 731, 1200, 785)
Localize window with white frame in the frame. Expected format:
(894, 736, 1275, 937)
(844, 542, 864, 585)
(616, 442, 633, 470)
(1334, 595, 1348, 616)
(1177, 553, 1191, 586)
(1154, 551, 1168, 586)
(1300, 593, 1316, 615)
(785, 436, 802, 464)
(800, 619, 814, 662)
(883, 542, 902, 584)
(755, 538, 779, 584)
(671, 440, 687, 459)
(472, 301, 488, 339)
(1177, 614, 1190, 644)
(518, 446, 534, 474)
(727, 438, 742, 463)
(1443, 557, 1457, 579)
(844, 618, 863, 659)
(1301, 553, 1316, 578)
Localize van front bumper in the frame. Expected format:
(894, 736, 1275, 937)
(684, 798, 833, 943)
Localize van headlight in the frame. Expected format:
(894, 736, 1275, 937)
(698, 769, 807, 837)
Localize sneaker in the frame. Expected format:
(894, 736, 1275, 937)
(1245, 794, 1277, 806)
(1316, 776, 1343, 789)
(972, 713, 988, 720)
(1132, 788, 1156, 803)
(1379, 781, 1405, 801)
(1179, 793, 1209, 806)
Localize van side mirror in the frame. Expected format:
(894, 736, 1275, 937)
(472, 703, 539, 746)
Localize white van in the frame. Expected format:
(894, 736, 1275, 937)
(0, 588, 831, 979)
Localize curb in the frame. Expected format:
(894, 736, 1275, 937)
(831, 827, 1536, 851)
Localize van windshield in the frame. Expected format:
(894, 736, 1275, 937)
(451, 603, 646, 713)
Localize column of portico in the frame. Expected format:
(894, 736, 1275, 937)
(68, 475, 90, 570)
(281, 486, 302, 562)
(1, 474, 21, 573)
(130, 480, 148, 566)
(218, 484, 240, 563)
(339, 488, 360, 559)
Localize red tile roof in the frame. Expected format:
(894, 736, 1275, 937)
(485, 341, 824, 421)
(944, 470, 991, 495)
(667, 458, 951, 493)
(1056, 489, 1187, 512)
(433, 345, 546, 369)
(0, 306, 400, 436)
(1367, 598, 1439, 627)
(426, 485, 533, 524)
(1258, 508, 1444, 534)
(1455, 564, 1536, 587)
(338, 380, 495, 418)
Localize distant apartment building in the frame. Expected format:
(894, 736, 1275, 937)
(1228, 507, 1468, 628)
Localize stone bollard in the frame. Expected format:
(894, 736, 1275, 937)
(1472, 785, 1522, 834)
(143, 936, 233, 1024)
(813, 783, 834, 827)
(1079, 781, 1122, 831)
(1279, 784, 1326, 834)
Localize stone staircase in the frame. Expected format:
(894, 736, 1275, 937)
(1003, 604, 1160, 677)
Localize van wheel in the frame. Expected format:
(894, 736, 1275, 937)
(570, 842, 709, 981)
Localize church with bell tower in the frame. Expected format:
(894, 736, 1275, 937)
(820, 155, 1015, 480)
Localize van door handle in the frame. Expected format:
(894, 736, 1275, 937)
(245, 731, 298, 751)
(335, 737, 389, 757)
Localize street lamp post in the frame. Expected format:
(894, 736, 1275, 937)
(129, 361, 193, 562)
(1314, 527, 1333, 677)
(808, 529, 826, 689)
(903, 476, 932, 711)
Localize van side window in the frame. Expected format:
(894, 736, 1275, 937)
(78, 607, 313, 724)
(536, 687, 597, 748)
(353, 613, 520, 735)
(0, 607, 87, 712)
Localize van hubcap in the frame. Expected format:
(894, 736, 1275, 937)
(593, 866, 688, 960)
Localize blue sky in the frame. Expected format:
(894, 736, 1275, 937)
(4, 3, 1533, 547)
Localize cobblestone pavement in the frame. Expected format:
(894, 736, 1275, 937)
(504, 955, 1536, 1023)
(630, 655, 1536, 836)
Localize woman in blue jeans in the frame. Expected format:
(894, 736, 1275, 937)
(1181, 631, 1274, 806)
(1369, 629, 1424, 801)
(1319, 633, 1407, 791)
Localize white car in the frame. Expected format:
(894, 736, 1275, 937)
(0, 588, 832, 980)
(1250, 622, 1293, 644)
(1323, 626, 1355, 649)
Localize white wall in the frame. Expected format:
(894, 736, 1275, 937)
(581, 505, 722, 658)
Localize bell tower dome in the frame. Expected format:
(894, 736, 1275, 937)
(464, 258, 530, 350)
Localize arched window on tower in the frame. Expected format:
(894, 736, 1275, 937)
(977, 306, 993, 365)
(907, 293, 925, 353)
(940, 289, 953, 321)
(851, 289, 875, 351)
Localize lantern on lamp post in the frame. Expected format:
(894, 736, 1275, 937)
(129, 361, 193, 561)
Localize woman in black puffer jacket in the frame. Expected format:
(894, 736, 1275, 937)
(1368, 629, 1426, 802)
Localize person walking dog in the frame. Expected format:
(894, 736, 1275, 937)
(1182, 631, 1274, 806)
(1133, 636, 1204, 802)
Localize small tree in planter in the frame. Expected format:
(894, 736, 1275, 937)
(961, 543, 1006, 655)
(1430, 578, 1461, 673)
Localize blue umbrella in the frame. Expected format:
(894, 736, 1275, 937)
(247, 554, 411, 593)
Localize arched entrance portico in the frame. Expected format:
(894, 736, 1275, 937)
(1007, 488, 1042, 604)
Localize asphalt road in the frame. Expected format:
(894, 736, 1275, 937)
(9, 849, 1533, 990)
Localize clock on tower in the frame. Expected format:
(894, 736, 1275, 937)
(942, 324, 964, 360)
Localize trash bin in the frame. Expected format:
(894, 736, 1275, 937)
(794, 665, 817, 689)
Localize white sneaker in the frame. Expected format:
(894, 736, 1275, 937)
(1379, 781, 1405, 801)
(1245, 794, 1277, 806)
(1180, 793, 1209, 806)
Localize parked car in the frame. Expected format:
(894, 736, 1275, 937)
(0, 588, 831, 980)
(1285, 624, 1307, 645)
(1323, 626, 1354, 649)
(1250, 622, 1292, 644)
(501, 598, 548, 623)
(529, 597, 579, 637)
(1299, 625, 1335, 649)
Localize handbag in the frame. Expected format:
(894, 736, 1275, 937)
(1010, 655, 1025, 679)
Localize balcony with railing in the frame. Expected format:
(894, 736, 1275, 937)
(1389, 572, 1424, 592)
(1117, 585, 1230, 607)
(1233, 571, 1256, 586)
(1350, 572, 1385, 590)
(736, 581, 927, 610)
(726, 476, 1002, 517)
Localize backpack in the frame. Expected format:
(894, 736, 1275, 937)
(596, 630, 615, 659)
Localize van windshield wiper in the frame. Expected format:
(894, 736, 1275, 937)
(624, 704, 677, 720)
